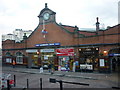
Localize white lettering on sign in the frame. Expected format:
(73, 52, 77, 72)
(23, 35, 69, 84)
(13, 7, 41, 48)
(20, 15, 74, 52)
(40, 49, 54, 52)
(26, 49, 37, 52)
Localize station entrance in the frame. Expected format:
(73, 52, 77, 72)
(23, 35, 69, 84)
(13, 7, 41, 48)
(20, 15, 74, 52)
(79, 47, 99, 71)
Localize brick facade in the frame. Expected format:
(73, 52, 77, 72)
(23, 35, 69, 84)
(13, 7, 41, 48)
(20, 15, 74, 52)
(2, 3, 120, 72)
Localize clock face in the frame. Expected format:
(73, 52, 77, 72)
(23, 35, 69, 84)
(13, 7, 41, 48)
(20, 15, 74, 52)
(43, 13, 50, 20)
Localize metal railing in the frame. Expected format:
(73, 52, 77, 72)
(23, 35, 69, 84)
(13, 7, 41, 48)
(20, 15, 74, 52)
(49, 78, 89, 90)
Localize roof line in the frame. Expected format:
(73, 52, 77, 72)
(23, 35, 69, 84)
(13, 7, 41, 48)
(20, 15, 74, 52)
(2, 43, 120, 51)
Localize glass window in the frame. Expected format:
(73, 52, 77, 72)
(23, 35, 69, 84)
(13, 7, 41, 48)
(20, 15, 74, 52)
(5, 52, 12, 63)
(16, 52, 23, 64)
(6, 58, 12, 63)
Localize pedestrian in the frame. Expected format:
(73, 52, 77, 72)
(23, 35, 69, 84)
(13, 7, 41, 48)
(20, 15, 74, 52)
(69, 59, 74, 71)
(112, 58, 116, 71)
(72, 62, 76, 72)
(65, 63, 69, 72)
(51, 67, 54, 74)
(12, 60, 16, 68)
(39, 66, 43, 73)
(48, 63, 52, 73)
(51, 63, 54, 74)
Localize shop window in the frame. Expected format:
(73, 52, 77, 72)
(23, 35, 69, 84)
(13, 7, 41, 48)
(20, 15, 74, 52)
(58, 56, 70, 67)
(6, 58, 12, 63)
(16, 52, 23, 64)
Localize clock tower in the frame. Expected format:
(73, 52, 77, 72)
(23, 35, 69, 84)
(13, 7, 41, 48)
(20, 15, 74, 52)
(38, 3, 56, 25)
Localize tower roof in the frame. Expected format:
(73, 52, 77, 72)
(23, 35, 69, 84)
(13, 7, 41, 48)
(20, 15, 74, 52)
(38, 3, 56, 18)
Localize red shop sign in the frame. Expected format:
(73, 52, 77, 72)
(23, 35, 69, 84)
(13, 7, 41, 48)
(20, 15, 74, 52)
(56, 48, 74, 56)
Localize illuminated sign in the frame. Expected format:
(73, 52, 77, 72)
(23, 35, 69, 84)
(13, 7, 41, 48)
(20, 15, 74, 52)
(56, 48, 74, 56)
(109, 53, 120, 56)
(40, 49, 54, 52)
(35, 43, 60, 47)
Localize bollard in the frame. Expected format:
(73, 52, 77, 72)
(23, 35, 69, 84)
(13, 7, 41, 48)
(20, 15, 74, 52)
(14, 75, 16, 87)
(40, 78, 42, 90)
(27, 79, 29, 89)
(7, 80, 10, 90)
(59, 80, 63, 90)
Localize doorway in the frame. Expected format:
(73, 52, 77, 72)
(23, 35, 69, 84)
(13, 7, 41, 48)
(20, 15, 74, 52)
(111, 57, 119, 72)
(28, 53, 39, 68)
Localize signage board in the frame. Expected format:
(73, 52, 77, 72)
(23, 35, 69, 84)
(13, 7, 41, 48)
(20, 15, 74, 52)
(56, 48, 74, 56)
(34, 55, 38, 57)
(40, 49, 54, 52)
(80, 64, 93, 70)
(109, 53, 120, 56)
(99, 59, 105, 67)
(35, 43, 60, 47)
(26, 49, 37, 53)
(44, 56, 48, 60)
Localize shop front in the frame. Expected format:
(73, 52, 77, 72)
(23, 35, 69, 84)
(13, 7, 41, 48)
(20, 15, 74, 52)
(79, 47, 99, 72)
(35, 43, 61, 69)
(26, 49, 40, 68)
(108, 47, 120, 73)
(56, 48, 74, 71)
(40, 49, 55, 69)
(26, 48, 57, 69)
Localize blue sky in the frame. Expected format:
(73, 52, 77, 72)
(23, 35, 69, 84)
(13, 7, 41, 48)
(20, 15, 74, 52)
(0, 0, 119, 48)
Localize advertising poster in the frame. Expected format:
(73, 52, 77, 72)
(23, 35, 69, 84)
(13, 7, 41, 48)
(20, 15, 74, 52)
(100, 59, 105, 66)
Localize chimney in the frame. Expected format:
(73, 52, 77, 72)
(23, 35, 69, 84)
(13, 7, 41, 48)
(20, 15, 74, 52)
(96, 17, 100, 34)
(23, 33, 27, 40)
(45, 3, 48, 8)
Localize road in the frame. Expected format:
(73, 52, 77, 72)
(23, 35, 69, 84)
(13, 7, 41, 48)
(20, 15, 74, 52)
(2, 66, 119, 89)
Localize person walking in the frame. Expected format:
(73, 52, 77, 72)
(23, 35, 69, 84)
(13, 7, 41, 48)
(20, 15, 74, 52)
(51, 63, 54, 74)
(12, 60, 16, 68)
(39, 66, 43, 73)
(48, 63, 52, 73)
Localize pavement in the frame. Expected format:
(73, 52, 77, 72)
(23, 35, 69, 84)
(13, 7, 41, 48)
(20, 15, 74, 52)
(2, 65, 120, 89)
(2, 65, 119, 82)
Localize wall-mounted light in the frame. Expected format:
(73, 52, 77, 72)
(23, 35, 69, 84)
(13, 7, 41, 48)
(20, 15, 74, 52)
(96, 48, 99, 50)
(79, 49, 81, 51)
(103, 50, 108, 56)
(36, 51, 40, 55)
(103, 50, 107, 54)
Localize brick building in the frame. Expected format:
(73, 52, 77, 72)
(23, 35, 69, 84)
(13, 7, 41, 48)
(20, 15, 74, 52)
(2, 3, 120, 73)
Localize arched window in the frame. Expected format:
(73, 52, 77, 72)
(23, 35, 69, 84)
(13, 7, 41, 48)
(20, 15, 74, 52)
(5, 52, 11, 56)
(16, 52, 23, 64)
(5, 52, 12, 63)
